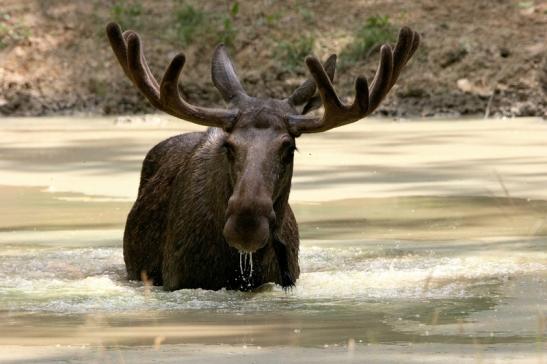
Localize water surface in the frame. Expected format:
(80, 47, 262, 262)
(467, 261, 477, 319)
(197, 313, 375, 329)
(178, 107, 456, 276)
(0, 117, 545, 362)
(1, 187, 545, 351)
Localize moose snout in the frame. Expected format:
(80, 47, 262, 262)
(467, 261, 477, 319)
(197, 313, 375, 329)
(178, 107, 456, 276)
(223, 196, 274, 252)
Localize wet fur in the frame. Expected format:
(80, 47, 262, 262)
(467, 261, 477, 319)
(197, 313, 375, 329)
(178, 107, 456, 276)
(123, 128, 300, 291)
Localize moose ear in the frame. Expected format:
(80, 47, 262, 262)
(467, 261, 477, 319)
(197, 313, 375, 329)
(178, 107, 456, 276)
(211, 44, 248, 103)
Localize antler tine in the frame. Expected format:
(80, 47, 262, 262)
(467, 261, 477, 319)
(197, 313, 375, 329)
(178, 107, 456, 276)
(286, 56, 357, 134)
(107, 23, 165, 111)
(106, 22, 238, 128)
(125, 33, 164, 110)
(286, 53, 380, 134)
(288, 54, 337, 107)
(287, 26, 419, 135)
(353, 76, 370, 114)
(106, 23, 132, 80)
(409, 31, 421, 60)
(106, 23, 161, 94)
(124, 30, 160, 90)
(305, 56, 345, 113)
(388, 27, 420, 90)
(160, 53, 239, 127)
(301, 55, 337, 114)
(366, 44, 394, 114)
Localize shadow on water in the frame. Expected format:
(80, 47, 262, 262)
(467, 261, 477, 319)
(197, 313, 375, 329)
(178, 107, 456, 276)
(0, 137, 145, 174)
(2, 185, 546, 239)
(295, 195, 547, 240)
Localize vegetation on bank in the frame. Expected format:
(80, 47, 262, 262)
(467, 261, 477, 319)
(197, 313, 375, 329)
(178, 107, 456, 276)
(0, 11, 31, 49)
(107, 1, 396, 71)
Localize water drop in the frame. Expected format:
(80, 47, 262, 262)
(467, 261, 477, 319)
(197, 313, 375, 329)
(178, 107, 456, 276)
(249, 252, 253, 278)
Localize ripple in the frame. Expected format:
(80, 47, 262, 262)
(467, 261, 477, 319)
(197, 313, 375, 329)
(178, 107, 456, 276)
(0, 244, 544, 313)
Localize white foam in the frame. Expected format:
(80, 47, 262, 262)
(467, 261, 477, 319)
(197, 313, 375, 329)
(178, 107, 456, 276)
(0, 244, 545, 313)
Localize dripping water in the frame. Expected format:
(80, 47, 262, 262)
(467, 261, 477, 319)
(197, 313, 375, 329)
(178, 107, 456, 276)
(238, 251, 253, 281)
(249, 252, 253, 277)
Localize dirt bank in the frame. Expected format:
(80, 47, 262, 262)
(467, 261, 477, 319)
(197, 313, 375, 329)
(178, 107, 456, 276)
(0, 0, 546, 118)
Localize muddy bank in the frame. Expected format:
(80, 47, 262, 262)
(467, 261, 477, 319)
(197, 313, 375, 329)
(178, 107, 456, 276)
(0, 0, 546, 118)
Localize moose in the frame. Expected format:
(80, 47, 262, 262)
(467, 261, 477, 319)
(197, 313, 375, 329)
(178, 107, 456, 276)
(106, 22, 419, 291)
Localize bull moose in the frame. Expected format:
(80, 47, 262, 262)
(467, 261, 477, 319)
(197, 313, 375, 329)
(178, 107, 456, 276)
(106, 22, 419, 291)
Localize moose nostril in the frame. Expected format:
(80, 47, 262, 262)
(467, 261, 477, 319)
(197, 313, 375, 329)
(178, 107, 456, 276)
(237, 214, 261, 230)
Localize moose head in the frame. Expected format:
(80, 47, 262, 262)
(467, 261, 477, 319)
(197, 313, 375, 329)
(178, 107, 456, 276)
(106, 23, 419, 254)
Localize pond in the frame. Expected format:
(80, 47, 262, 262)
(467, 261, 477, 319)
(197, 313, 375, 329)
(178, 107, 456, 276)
(0, 117, 545, 363)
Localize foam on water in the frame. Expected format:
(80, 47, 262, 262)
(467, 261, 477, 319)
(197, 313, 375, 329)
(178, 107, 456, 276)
(0, 244, 544, 314)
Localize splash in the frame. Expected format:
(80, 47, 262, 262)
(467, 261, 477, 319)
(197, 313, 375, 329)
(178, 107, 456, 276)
(0, 242, 545, 313)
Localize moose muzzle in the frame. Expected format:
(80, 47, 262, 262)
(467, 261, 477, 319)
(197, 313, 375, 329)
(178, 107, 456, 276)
(223, 195, 275, 252)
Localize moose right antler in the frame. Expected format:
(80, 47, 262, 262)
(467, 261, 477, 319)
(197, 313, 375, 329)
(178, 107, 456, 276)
(106, 23, 239, 129)
(287, 27, 420, 135)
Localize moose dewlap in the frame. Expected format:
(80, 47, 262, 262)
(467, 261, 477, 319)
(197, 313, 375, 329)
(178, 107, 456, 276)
(106, 22, 419, 291)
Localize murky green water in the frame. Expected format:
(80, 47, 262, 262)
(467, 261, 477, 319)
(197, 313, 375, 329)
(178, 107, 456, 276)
(0, 117, 545, 362)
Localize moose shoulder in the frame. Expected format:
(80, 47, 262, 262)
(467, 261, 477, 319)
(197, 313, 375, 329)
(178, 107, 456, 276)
(106, 22, 419, 291)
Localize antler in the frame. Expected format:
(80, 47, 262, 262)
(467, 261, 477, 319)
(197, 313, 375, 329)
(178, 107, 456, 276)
(287, 27, 420, 135)
(288, 54, 337, 110)
(105, 22, 238, 128)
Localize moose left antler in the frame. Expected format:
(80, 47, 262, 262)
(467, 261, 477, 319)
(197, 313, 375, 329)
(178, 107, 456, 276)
(106, 22, 239, 128)
(287, 27, 420, 134)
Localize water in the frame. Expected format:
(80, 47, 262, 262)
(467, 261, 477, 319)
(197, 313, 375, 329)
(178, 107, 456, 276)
(1, 194, 545, 349)
(0, 117, 546, 362)
(3, 234, 542, 314)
